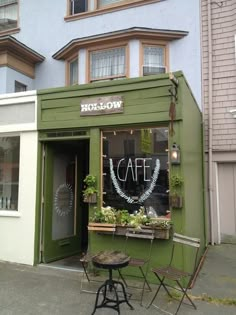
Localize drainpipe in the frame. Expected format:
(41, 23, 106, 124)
(207, 0, 214, 245)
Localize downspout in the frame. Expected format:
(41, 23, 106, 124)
(207, 0, 214, 245)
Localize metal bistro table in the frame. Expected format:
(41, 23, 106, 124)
(91, 250, 134, 314)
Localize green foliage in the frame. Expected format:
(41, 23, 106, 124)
(115, 209, 131, 225)
(90, 206, 116, 224)
(83, 174, 98, 198)
(89, 206, 171, 229)
(170, 174, 183, 195)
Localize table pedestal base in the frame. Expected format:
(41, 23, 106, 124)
(91, 276, 134, 314)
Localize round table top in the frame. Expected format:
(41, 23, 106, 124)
(92, 250, 130, 270)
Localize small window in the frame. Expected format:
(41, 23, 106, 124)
(70, 0, 88, 14)
(0, 136, 20, 211)
(0, 0, 18, 32)
(90, 47, 126, 82)
(69, 58, 78, 85)
(143, 45, 166, 76)
(15, 81, 27, 92)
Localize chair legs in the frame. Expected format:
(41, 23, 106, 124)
(147, 274, 197, 315)
(118, 266, 152, 306)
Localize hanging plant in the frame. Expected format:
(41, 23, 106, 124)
(169, 174, 184, 208)
(83, 174, 98, 203)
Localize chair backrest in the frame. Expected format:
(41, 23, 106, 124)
(125, 227, 155, 259)
(170, 233, 201, 274)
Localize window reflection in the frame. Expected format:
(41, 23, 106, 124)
(102, 127, 169, 217)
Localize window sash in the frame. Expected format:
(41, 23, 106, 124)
(70, 0, 88, 14)
(0, 136, 20, 211)
(15, 81, 27, 92)
(0, 0, 18, 31)
(90, 47, 126, 81)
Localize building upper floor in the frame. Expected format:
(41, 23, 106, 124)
(0, 0, 202, 106)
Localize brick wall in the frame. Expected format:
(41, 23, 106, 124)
(201, 0, 236, 151)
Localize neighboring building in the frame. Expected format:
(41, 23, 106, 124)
(0, 0, 205, 265)
(0, 91, 38, 265)
(201, 0, 236, 244)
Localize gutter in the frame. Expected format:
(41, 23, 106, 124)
(207, 0, 214, 245)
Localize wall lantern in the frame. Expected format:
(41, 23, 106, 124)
(170, 143, 181, 165)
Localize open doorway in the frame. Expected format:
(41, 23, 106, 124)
(40, 139, 89, 266)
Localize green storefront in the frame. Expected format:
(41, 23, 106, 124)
(35, 71, 207, 281)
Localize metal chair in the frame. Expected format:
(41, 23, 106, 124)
(147, 233, 201, 315)
(118, 227, 155, 305)
(80, 223, 116, 294)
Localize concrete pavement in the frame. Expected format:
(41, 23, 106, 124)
(0, 244, 235, 315)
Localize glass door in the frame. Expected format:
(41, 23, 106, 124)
(42, 142, 81, 263)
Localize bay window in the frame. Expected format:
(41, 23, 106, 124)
(90, 46, 126, 82)
(0, 136, 20, 211)
(0, 0, 18, 32)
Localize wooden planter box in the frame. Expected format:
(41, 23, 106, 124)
(169, 195, 183, 209)
(83, 193, 97, 204)
(88, 224, 171, 239)
(88, 222, 116, 233)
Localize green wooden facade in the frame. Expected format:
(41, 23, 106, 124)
(36, 72, 206, 282)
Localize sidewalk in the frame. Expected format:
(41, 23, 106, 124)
(0, 244, 235, 315)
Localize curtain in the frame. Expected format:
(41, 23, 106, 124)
(144, 46, 164, 67)
(90, 47, 125, 81)
(70, 59, 78, 85)
(98, 0, 125, 8)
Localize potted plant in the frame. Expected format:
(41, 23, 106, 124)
(169, 173, 183, 208)
(88, 206, 117, 232)
(83, 174, 98, 203)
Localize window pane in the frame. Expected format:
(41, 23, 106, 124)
(69, 59, 78, 85)
(102, 128, 169, 217)
(0, 0, 18, 31)
(144, 46, 164, 66)
(15, 81, 27, 92)
(0, 136, 20, 211)
(90, 47, 125, 81)
(70, 0, 88, 14)
(98, 0, 125, 8)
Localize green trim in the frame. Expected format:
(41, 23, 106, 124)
(34, 141, 43, 265)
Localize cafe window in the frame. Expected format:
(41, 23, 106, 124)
(0, 136, 20, 211)
(102, 127, 169, 217)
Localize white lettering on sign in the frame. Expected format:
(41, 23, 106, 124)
(80, 96, 124, 116)
(109, 158, 160, 204)
(81, 101, 123, 112)
(117, 158, 152, 182)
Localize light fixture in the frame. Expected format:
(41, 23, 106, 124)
(170, 143, 180, 165)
